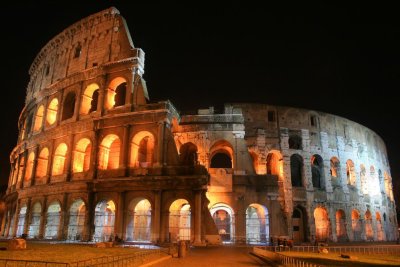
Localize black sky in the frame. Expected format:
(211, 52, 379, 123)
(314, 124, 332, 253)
(0, 2, 399, 212)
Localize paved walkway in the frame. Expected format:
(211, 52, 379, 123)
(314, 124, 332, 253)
(151, 246, 271, 266)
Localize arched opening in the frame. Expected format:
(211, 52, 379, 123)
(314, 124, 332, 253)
(52, 143, 68, 175)
(67, 199, 86, 241)
(36, 148, 49, 178)
(289, 135, 302, 150)
(46, 98, 58, 125)
(365, 210, 373, 240)
(290, 154, 303, 187)
(114, 82, 127, 107)
(61, 91, 76, 120)
(346, 159, 356, 185)
(44, 201, 61, 239)
(130, 131, 155, 168)
(360, 165, 367, 194)
(26, 113, 33, 135)
(179, 142, 198, 166)
(311, 154, 324, 189)
(376, 212, 384, 241)
(246, 204, 269, 244)
(99, 134, 120, 170)
(335, 209, 348, 242)
(314, 207, 329, 242)
(210, 153, 232, 168)
(210, 203, 234, 243)
(126, 199, 152, 242)
(94, 200, 116, 242)
(106, 77, 127, 109)
(73, 138, 92, 173)
(266, 152, 280, 175)
(28, 202, 41, 238)
(292, 206, 307, 243)
(169, 199, 191, 242)
(24, 152, 35, 182)
(351, 210, 362, 241)
(330, 157, 340, 185)
(16, 205, 27, 237)
(33, 105, 44, 131)
(80, 83, 100, 115)
(17, 155, 25, 184)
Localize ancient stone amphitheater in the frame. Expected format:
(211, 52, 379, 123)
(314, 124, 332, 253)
(1, 7, 398, 245)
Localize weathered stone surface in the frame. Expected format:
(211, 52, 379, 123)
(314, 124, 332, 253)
(94, 242, 114, 248)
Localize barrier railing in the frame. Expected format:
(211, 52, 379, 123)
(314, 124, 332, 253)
(0, 249, 169, 267)
(260, 245, 400, 255)
(276, 253, 325, 267)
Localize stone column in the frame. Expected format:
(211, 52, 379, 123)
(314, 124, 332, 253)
(39, 197, 47, 239)
(65, 135, 74, 181)
(155, 120, 165, 167)
(329, 206, 337, 242)
(115, 191, 125, 239)
(60, 193, 69, 240)
(23, 198, 32, 236)
(193, 190, 202, 245)
(11, 201, 20, 237)
(47, 139, 55, 184)
(30, 146, 40, 186)
(151, 190, 161, 243)
(121, 125, 130, 175)
(85, 191, 95, 241)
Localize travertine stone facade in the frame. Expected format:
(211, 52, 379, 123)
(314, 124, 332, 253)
(1, 7, 397, 245)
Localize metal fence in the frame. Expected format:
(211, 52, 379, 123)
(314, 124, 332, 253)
(260, 245, 400, 255)
(276, 253, 325, 267)
(0, 249, 168, 267)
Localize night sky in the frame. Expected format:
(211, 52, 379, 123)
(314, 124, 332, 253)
(1, 2, 399, 215)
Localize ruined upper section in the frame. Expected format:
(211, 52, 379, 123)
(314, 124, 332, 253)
(26, 7, 144, 103)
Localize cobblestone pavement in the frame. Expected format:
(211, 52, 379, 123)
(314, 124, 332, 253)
(151, 246, 271, 266)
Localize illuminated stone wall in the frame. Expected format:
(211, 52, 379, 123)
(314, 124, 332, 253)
(1, 7, 397, 244)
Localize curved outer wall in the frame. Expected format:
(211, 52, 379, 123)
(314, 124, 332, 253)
(1, 8, 397, 244)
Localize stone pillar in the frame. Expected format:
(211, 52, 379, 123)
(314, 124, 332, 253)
(39, 197, 47, 239)
(65, 135, 74, 181)
(329, 207, 337, 242)
(155, 120, 165, 167)
(47, 140, 55, 184)
(151, 190, 161, 243)
(115, 191, 125, 239)
(92, 128, 100, 180)
(31, 146, 40, 186)
(23, 199, 32, 236)
(60, 193, 69, 240)
(193, 190, 202, 245)
(121, 125, 130, 174)
(85, 191, 95, 241)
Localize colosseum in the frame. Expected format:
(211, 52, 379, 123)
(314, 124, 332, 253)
(1, 7, 398, 245)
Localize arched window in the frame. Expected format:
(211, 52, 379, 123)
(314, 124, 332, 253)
(289, 135, 302, 150)
(179, 142, 198, 166)
(335, 209, 347, 242)
(24, 152, 35, 181)
(290, 154, 303, 187)
(52, 143, 68, 175)
(365, 210, 373, 240)
(114, 82, 127, 107)
(46, 98, 58, 125)
(330, 157, 340, 186)
(130, 132, 155, 168)
(126, 199, 152, 242)
(94, 200, 115, 242)
(28, 202, 41, 238)
(314, 207, 329, 241)
(346, 160, 356, 185)
(33, 105, 44, 131)
(352, 209, 362, 241)
(36, 148, 49, 178)
(266, 152, 280, 175)
(73, 138, 92, 173)
(99, 134, 120, 170)
(106, 77, 127, 109)
(210, 153, 232, 168)
(80, 84, 100, 115)
(67, 199, 86, 241)
(26, 113, 33, 134)
(62, 92, 76, 120)
(44, 201, 61, 239)
(311, 154, 324, 189)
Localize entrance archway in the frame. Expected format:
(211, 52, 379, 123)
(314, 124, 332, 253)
(365, 210, 373, 241)
(314, 207, 329, 242)
(28, 202, 41, 238)
(336, 209, 348, 242)
(16, 205, 27, 237)
(67, 199, 86, 241)
(210, 203, 234, 243)
(169, 199, 191, 242)
(292, 206, 307, 243)
(351, 210, 362, 241)
(126, 199, 152, 242)
(246, 204, 269, 244)
(376, 212, 384, 241)
(44, 201, 61, 239)
(94, 200, 115, 242)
